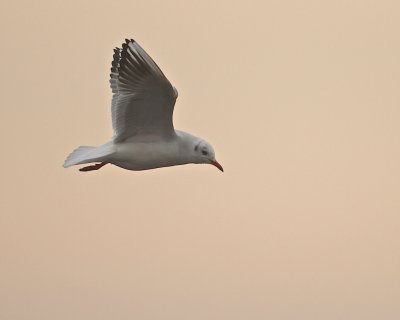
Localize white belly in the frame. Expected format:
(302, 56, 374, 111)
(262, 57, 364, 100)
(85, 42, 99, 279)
(111, 139, 187, 171)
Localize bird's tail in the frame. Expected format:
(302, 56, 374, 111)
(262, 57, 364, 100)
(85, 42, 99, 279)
(63, 143, 115, 168)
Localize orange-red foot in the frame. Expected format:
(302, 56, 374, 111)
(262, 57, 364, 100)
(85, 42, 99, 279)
(79, 162, 108, 172)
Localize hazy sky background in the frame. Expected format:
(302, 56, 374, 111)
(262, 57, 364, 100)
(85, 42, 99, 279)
(1, 1, 399, 319)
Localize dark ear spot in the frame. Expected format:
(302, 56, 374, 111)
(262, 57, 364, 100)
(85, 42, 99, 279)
(194, 144, 198, 151)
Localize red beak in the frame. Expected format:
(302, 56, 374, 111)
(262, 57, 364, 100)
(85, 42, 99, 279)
(210, 160, 224, 172)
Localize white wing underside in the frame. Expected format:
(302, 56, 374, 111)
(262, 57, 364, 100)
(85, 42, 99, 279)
(110, 39, 178, 142)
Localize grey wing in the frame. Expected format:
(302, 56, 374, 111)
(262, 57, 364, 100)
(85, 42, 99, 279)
(110, 39, 178, 142)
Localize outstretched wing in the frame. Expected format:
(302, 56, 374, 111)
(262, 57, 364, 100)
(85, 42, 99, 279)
(110, 39, 178, 142)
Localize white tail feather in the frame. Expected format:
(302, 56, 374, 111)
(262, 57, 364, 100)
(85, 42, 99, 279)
(63, 143, 115, 168)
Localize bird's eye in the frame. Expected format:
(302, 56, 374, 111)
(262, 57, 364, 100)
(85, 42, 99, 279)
(202, 150, 208, 156)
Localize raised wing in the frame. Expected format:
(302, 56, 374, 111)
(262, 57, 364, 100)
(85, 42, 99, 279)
(110, 39, 178, 142)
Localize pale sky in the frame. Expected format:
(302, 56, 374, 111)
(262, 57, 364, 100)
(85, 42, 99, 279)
(1, 1, 400, 319)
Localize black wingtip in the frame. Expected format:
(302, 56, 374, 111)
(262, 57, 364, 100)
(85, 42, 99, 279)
(120, 50, 129, 58)
(123, 38, 136, 45)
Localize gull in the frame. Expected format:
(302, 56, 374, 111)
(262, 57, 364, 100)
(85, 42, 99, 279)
(63, 39, 223, 172)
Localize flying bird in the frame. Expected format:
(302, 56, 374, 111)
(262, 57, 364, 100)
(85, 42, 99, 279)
(64, 39, 223, 172)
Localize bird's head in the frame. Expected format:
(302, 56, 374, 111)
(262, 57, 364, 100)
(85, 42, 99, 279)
(192, 140, 223, 172)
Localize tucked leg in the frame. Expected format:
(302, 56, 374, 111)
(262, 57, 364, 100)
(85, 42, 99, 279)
(79, 162, 108, 172)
